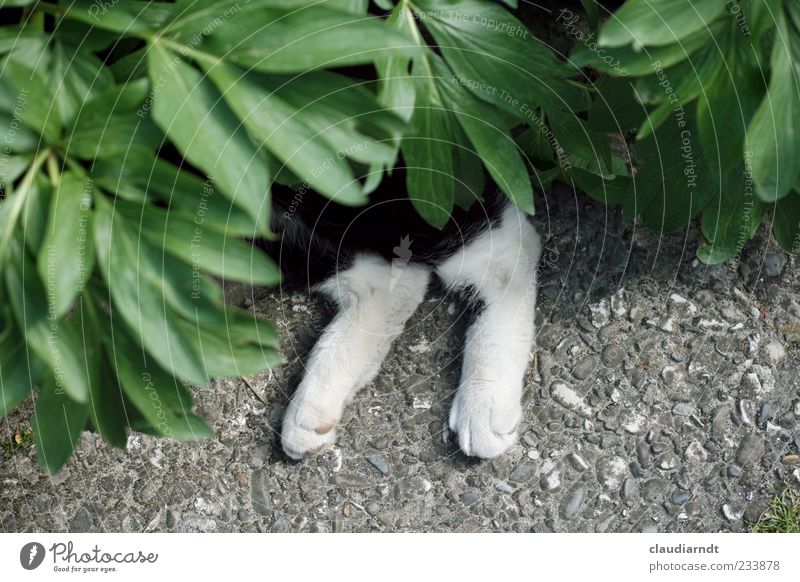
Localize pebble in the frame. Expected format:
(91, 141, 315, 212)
(567, 453, 589, 471)
(365, 453, 390, 475)
(695, 290, 714, 306)
(601, 344, 624, 367)
(683, 441, 708, 462)
(596, 456, 627, 490)
(251, 470, 272, 516)
(758, 404, 775, 426)
(460, 491, 480, 505)
(721, 503, 743, 522)
(761, 340, 787, 366)
(622, 478, 637, 499)
(589, 300, 610, 327)
(642, 479, 670, 502)
(657, 453, 680, 470)
(727, 466, 741, 478)
(736, 434, 765, 466)
(672, 403, 696, 416)
(622, 413, 647, 435)
(561, 485, 585, 518)
(782, 455, 800, 465)
(551, 382, 595, 418)
(572, 356, 598, 381)
(365, 502, 380, 515)
(509, 461, 536, 483)
(539, 459, 562, 491)
(763, 253, 786, 277)
(711, 405, 731, 437)
(651, 442, 669, 454)
(271, 516, 289, 533)
(671, 491, 689, 505)
(69, 508, 94, 533)
(495, 482, 514, 494)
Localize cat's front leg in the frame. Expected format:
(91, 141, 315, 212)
(281, 255, 430, 459)
(437, 205, 541, 459)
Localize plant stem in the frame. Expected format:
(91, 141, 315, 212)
(46, 151, 61, 187)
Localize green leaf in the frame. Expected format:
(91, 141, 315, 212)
(633, 42, 724, 107)
(0, 153, 31, 186)
(62, 0, 174, 35)
(747, 0, 782, 39)
(697, 169, 766, 264)
(178, 320, 283, 378)
(38, 172, 95, 318)
(33, 375, 89, 474)
(265, 71, 405, 166)
(572, 23, 719, 76)
(51, 40, 115, 126)
(21, 173, 52, 255)
(0, 110, 39, 153)
(1, 60, 61, 143)
(599, 0, 726, 48)
(105, 322, 211, 440)
(5, 249, 91, 403)
(55, 19, 122, 53)
(203, 61, 365, 205)
(747, 13, 800, 202)
(579, 0, 600, 31)
(0, 317, 38, 417)
(772, 190, 800, 252)
(115, 200, 280, 286)
(697, 26, 765, 184)
(90, 151, 259, 237)
(0, 25, 45, 55)
(415, 0, 581, 115)
(625, 110, 714, 231)
(566, 161, 631, 206)
(588, 77, 648, 133)
(148, 46, 271, 232)
(377, 2, 418, 123)
(66, 79, 161, 160)
(202, 4, 418, 73)
(94, 196, 209, 386)
(452, 131, 486, 211)
(438, 62, 534, 213)
(67, 299, 128, 449)
(549, 108, 612, 177)
(402, 80, 455, 229)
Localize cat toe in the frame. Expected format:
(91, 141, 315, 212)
(281, 401, 338, 460)
(449, 389, 521, 459)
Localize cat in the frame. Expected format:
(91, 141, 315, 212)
(262, 167, 542, 460)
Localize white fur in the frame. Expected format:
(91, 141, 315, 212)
(437, 205, 542, 458)
(281, 255, 431, 459)
(281, 204, 541, 460)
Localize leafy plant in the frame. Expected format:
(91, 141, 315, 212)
(570, 0, 800, 262)
(1, 0, 797, 473)
(0, 0, 594, 473)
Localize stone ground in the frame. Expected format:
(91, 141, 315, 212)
(1, 186, 799, 533)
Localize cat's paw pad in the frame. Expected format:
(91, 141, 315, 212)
(281, 400, 339, 460)
(449, 388, 521, 459)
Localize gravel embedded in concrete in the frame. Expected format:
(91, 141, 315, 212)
(1, 193, 798, 533)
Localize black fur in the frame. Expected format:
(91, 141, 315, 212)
(261, 165, 509, 289)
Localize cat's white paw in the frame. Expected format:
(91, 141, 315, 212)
(281, 398, 339, 460)
(449, 386, 522, 459)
